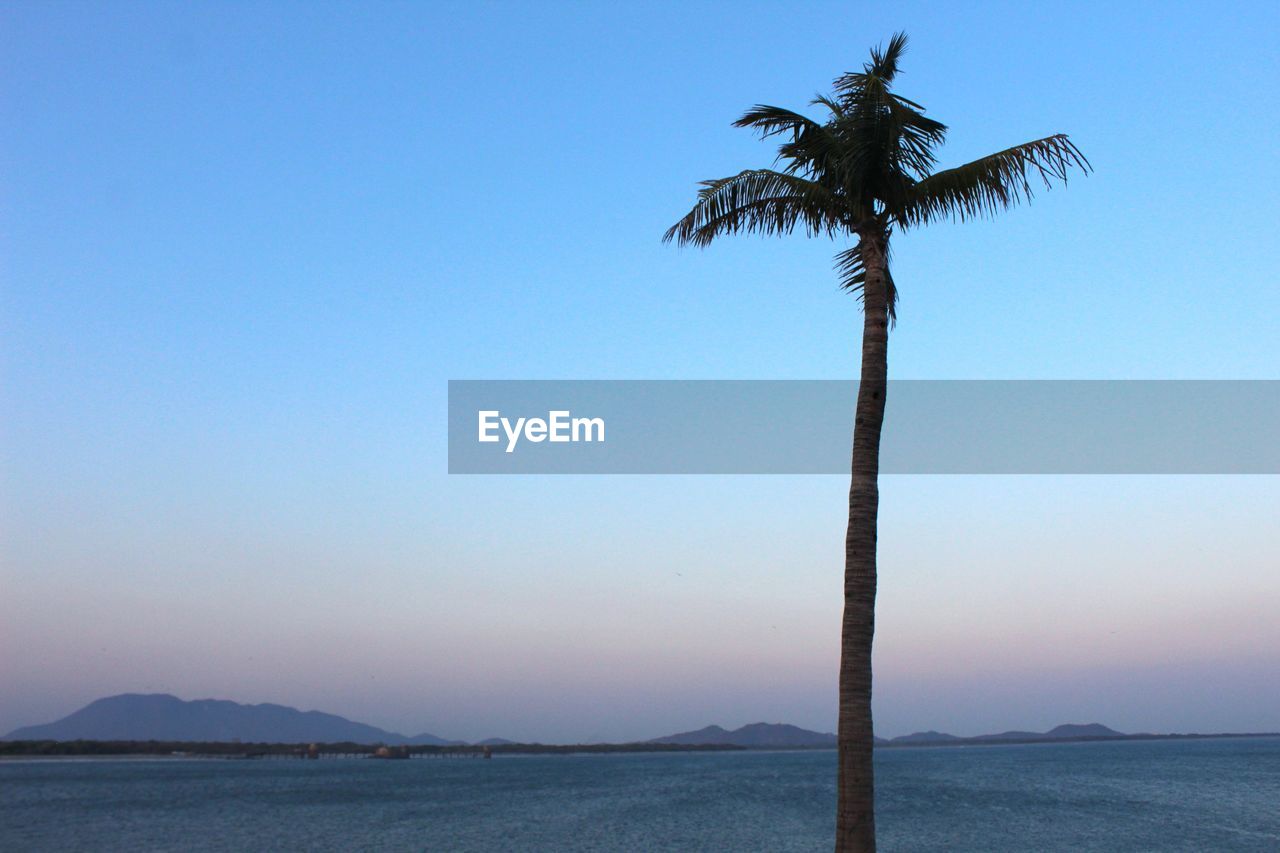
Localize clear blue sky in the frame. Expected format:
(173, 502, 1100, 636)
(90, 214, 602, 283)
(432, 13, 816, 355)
(2, 1, 1277, 741)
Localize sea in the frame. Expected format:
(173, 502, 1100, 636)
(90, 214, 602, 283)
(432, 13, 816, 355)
(2, 737, 1277, 851)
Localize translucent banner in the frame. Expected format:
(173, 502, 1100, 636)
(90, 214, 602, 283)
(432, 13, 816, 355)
(447, 380, 1280, 474)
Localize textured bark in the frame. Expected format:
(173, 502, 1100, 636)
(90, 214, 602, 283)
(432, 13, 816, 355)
(835, 228, 890, 853)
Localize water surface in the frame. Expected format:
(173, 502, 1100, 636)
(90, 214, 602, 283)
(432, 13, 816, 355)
(2, 737, 1277, 851)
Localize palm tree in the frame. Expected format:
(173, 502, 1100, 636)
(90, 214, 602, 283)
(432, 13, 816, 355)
(664, 33, 1088, 852)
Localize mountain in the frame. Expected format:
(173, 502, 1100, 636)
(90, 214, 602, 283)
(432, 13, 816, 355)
(890, 730, 960, 744)
(648, 722, 836, 748)
(972, 722, 1126, 742)
(648, 721, 1128, 749)
(649, 724, 732, 745)
(971, 730, 1042, 741)
(475, 737, 515, 746)
(3, 694, 458, 745)
(405, 732, 461, 746)
(1043, 723, 1124, 739)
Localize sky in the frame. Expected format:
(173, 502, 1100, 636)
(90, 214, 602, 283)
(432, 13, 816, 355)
(2, 1, 1278, 742)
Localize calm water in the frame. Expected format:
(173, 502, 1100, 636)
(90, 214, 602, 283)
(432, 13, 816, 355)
(2, 738, 1278, 851)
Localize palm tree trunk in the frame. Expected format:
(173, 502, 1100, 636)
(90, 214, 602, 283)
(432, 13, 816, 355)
(835, 229, 890, 852)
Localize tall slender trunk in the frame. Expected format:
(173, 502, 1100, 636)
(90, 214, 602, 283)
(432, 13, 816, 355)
(835, 229, 890, 853)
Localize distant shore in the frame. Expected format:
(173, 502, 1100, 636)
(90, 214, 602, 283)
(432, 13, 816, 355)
(2, 732, 1277, 759)
(0, 740, 746, 759)
(876, 732, 1280, 749)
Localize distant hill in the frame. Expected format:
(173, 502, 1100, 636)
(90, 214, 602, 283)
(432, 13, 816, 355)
(405, 732, 463, 746)
(3, 694, 459, 746)
(969, 723, 1126, 742)
(1044, 723, 1124, 739)
(3, 696, 1140, 750)
(890, 730, 961, 744)
(648, 722, 836, 748)
(893, 723, 1129, 746)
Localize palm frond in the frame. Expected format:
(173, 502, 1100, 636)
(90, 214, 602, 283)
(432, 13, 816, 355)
(836, 87, 945, 200)
(881, 96, 947, 177)
(831, 36, 946, 185)
(836, 244, 898, 324)
(898, 134, 1090, 226)
(809, 94, 845, 119)
(870, 31, 909, 81)
(663, 169, 845, 247)
(732, 104, 844, 180)
(833, 31, 910, 94)
(733, 105, 824, 139)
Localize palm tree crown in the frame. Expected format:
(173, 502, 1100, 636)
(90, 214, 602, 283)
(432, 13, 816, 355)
(664, 31, 1090, 320)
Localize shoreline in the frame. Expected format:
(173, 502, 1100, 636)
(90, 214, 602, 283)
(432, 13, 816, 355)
(3, 732, 1278, 760)
(877, 731, 1280, 749)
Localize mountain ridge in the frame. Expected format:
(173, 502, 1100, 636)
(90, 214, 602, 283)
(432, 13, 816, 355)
(6, 695, 1210, 749)
(647, 722, 837, 748)
(3, 694, 460, 746)
(892, 722, 1127, 745)
(650, 721, 1137, 748)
